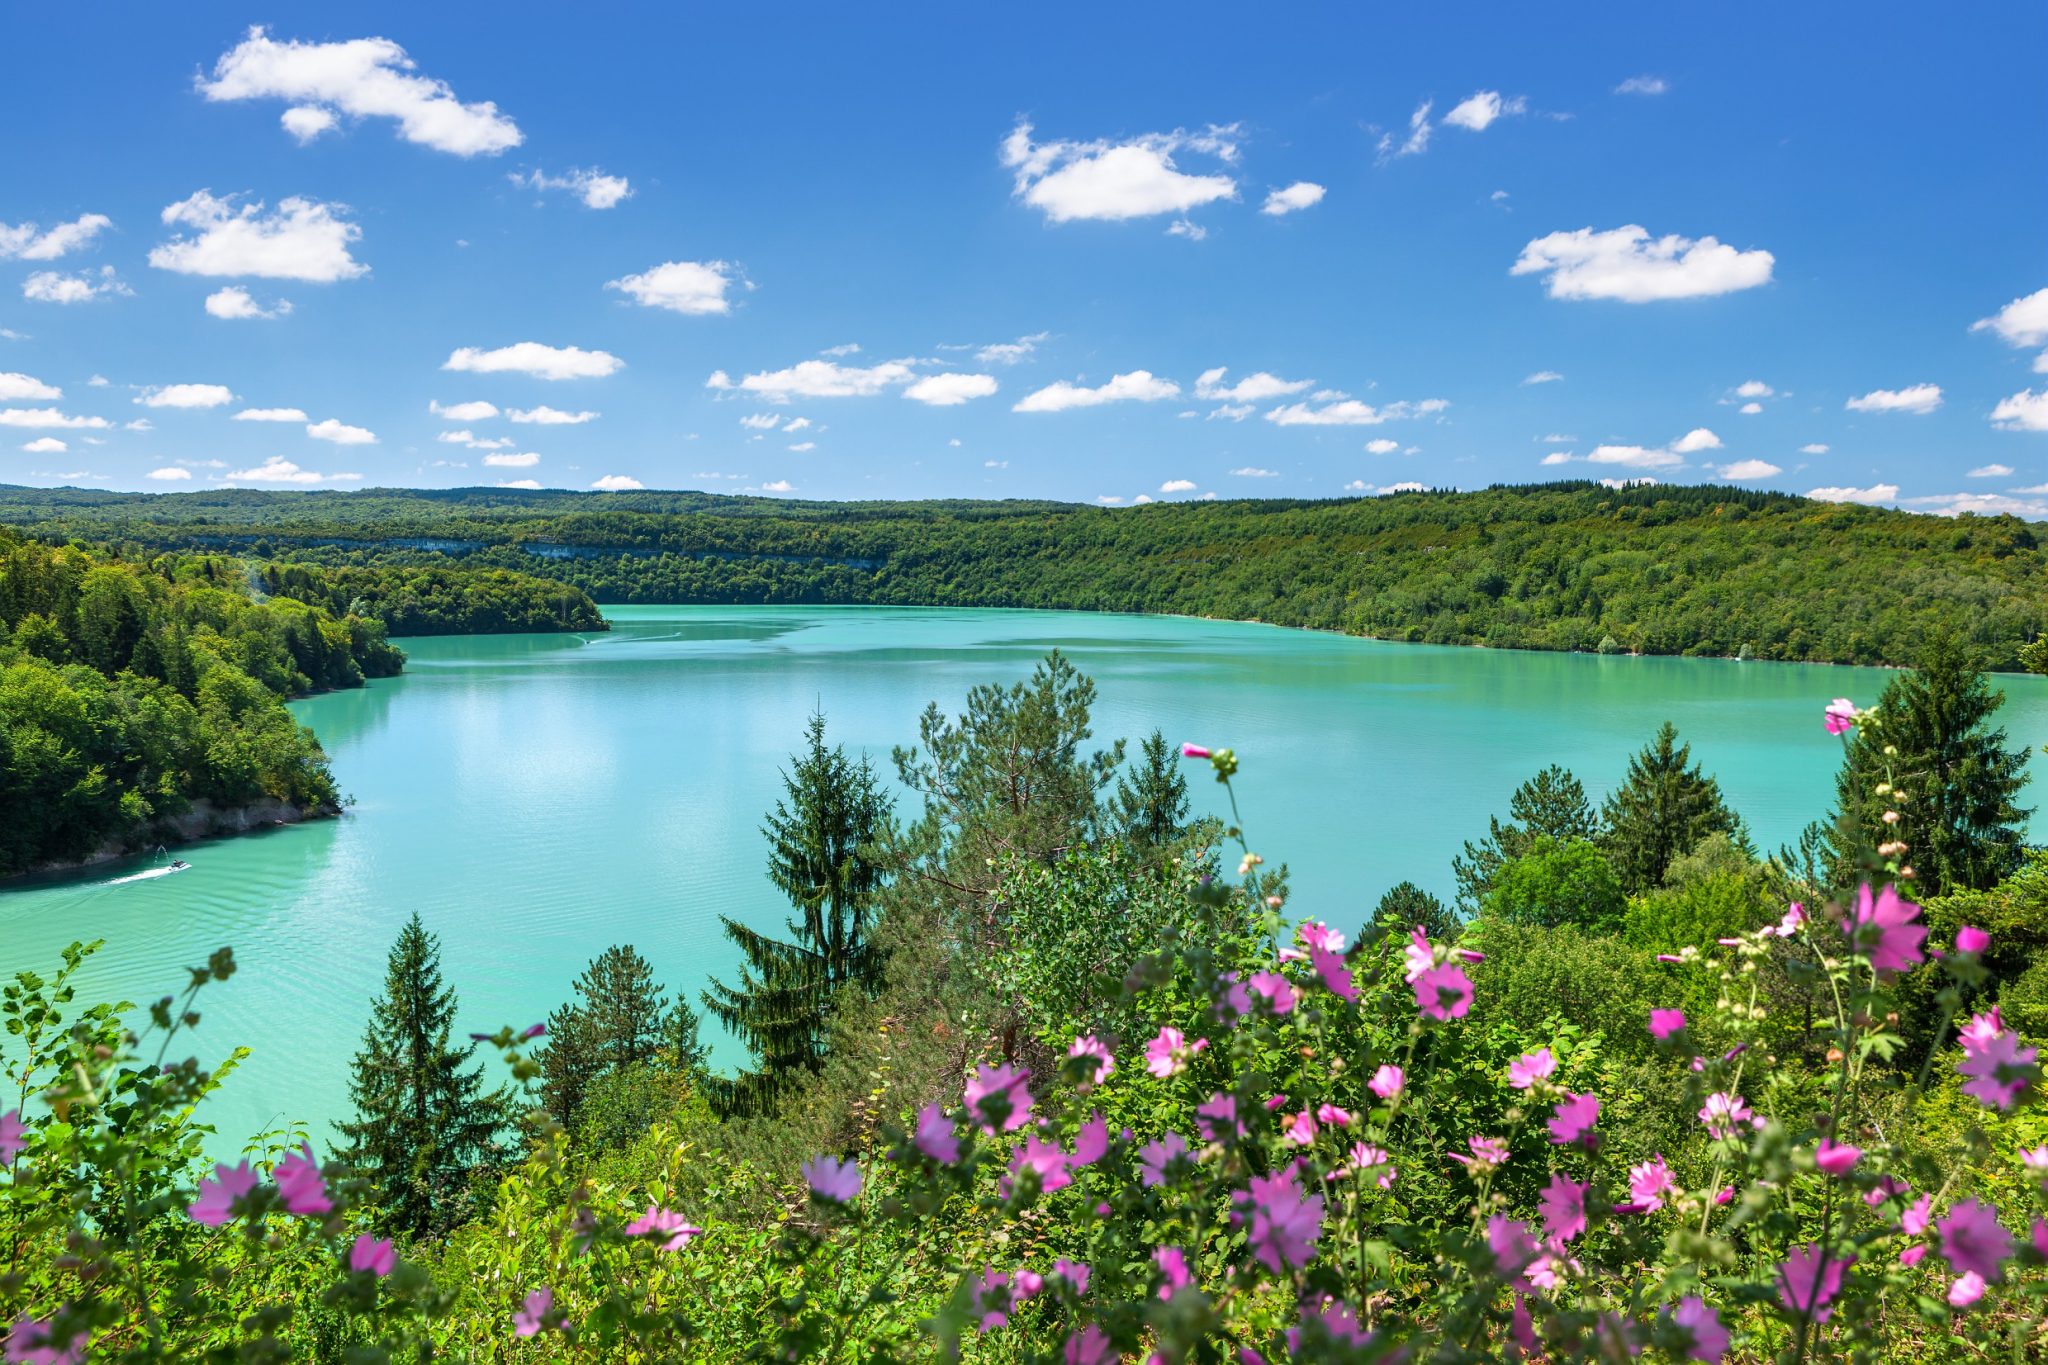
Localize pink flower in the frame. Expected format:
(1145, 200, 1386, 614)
(1865, 1175, 1910, 1206)
(964, 1063, 1033, 1133)
(1196, 1093, 1244, 1142)
(1247, 971, 1297, 1015)
(348, 1234, 396, 1277)
(914, 1103, 960, 1164)
(1938, 1199, 2014, 1282)
(1282, 1110, 1318, 1145)
(2035, 1219, 2048, 1259)
(1670, 1296, 1726, 1361)
(1232, 1168, 1325, 1273)
(1649, 1008, 1687, 1041)
(1486, 1215, 1540, 1278)
(1143, 1025, 1207, 1078)
(187, 1160, 260, 1226)
(0, 1110, 23, 1166)
(1814, 1140, 1862, 1176)
(3, 1315, 83, 1365)
(1698, 1092, 1752, 1141)
(1052, 1259, 1090, 1295)
(625, 1205, 703, 1251)
(1949, 1272, 1986, 1308)
(1450, 1135, 1510, 1177)
(1343, 1143, 1396, 1188)
(1511, 1294, 1538, 1355)
(972, 1267, 1039, 1331)
(1368, 1064, 1404, 1101)
(2019, 1145, 2048, 1173)
(1316, 1103, 1352, 1128)
(801, 1154, 862, 1203)
(1068, 1034, 1114, 1088)
(1960, 1008, 2005, 1051)
(1547, 1092, 1599, 1148)
(1005, 1135, 1071, 1197)
(1823, 697, 1857, 736)
(1849, 883, 1926, 977)
(1069, 1112, 1109, 1167)
(1629, 1155, 1677, 1211)
(1402, 928, 1435, 983)
(1539, 1171, 1589, 1243)
(1063, 1326, 1114, 1365)
(1310, 945, 1357, 1002)
(1153, 1245, 1193, 1299)
(1413, 961, 1474, 1020)
(1181, 743, 1211, 759)
(1508, 1049, 1556, 1090)
(513, 1287, 561, 1338)
(1958, 1030, 2038, 1111)
(1299, 920, 1346, 953)
(1776, 1244, 1849, 1323)
(1137, 1132, 1189, 1187)
(275, 1143, 331, 1217)
(1956, 925, 1990, 955)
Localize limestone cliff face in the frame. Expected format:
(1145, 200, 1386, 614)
(16, 799, 340, 878)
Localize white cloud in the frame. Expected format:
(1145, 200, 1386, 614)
(784, 417, 812, 432)
(224, 457, 361, 485)
(204, 285, 292, 319)
(483, 451, 539, 467)
(145, 466, 193, 481)
(1381, 481, 1427, 494)
(20, 437, 66, 453)
(1669, 427, 1723, 453)
(0, 214, 113, 261)
(85, 374, 106, 386)
(1968, 464, 2014, 478)
(511, 167, 632, 209)
(1807, 483, 1899, 505)
(1000, 120, 1240, 224)
(1132, 494, 1155, 505)
(984, 459, 1007, 469)
(430, 399, 498, 421)
(1734, 379, 1774, 398)
(150, 192, 365, 282)
(591, 474, 643, 490)
(1441, 91, 1526, 132)
(1365, 438, 1400, 454)
(1345, 480, 1372, 492)
(1800, 443, 1830, 454)
(1512, 225, 1774, 302)
(760, 479, 795, 493)
(605, 260, 742, 315)
(436, 430, 512, 449)
(23, 267, 131, 303)
(1615, 75, 1669, 96)
(1208, 403, 1254, 421)
(1260, 182, 1326, 216)
(1539, 433, 1576, 444)
(138, 383, 235, 409)
(819, 343, 861, 357)
(788, 440, 816, 452)
(1160, 478, 1197, 493)
(1195, 367, 1312, 403)
(279, 105, 338, 143)
(1599, 477, 1659, 490)
(1718, 459, 1783, 479)
(199, 27, 522, 156)
(711, 358, 912, 402)
(235, 407, 309, 422)
(445, 342, 623, 381)
(0, 373, 60, 401)
(497, 479, 543, 489)
(739, 413, 781, 430)
(1540, 451, 1574, 466)
(508, 405, 597, 425)
(1013, 370, 1179, 412)
(1991, 389, 2048, 432)
(1096, 495, 1124, 505)
(1904, 492, 2048, 518)
(1378, 100, 1434, 161)
(1229, 466, 1279, 477)
(307, 417, 377, 444)
(125, 419, 151, 432)
(905, 373, 998, 406)
(1972, 287, 2048, 350)
(1166, 219, 1208, 241)
(1845, 384, 1941, 415)
(1738, 402, 1763, 415)
(1521, 371, 1563, 385)
(1588, 444, 1681, 469)
(1264, 397, 1448, 426)
(977, 332, 1049, 366)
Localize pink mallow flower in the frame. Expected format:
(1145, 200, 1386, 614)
(187, 1160, 260, 1226)
(1508, 1048, 1556, 1090)
(1649, 1008, 1687, 1041)
(1067, 1035, 1114, 1089)
(1959, 1008, 2005, 1051)
(1232, 1169, 1325, 1273)
(1196, 1093, 1244, 1142)
(1311, 945, 1357, 1002)
(1144, 1026, 1207, 1079)
(275, 1144, 331, 1217)
(1486, 1215, 1540, 1278)
(513, 1287, 561, 1338)
(1247, 971, 1297, 1015)
(1539, 1171, 1589, 1243)
(3, 1315, 84, 1365)
(1368, 1064, 1404, 1101)
(1137, 1131, 1190, 1187)
(1343, 1143, 1396, 1188)
(1814, 1140, 1862, 1176)
(349, 1235, 396, 1277)
(1282, 1110, 1318, 1146)
(964, 1063, 1033, 1133)
(1180, 743, 1211, 759)
(1670, 1296, 1728, 1362)
(1958, 1030, 2038, 1111)
(1849, 882, 1927, 977)
(625, 1205, 703, 1251)
(1823, 697, 1857, 736)
(1299, 920, 1346, 953)
(1776, 1244, 1849, 1323)
(1548, 1092, 1599, 1148)
(1938, 1199, 2014, 1283)
(1956, 925, 1990, 955)
(1316, 1103, 1352, 1128)
(1154, 1246, 1193, 1299)
(1413, 961, 1475, 1021)
(0, 1110, 24, 1165)
(1451, 1135, 1510, 1177)
(913, 1103, 960, 1164)
(1402, 927, 1435, 983)
(970, 1267, 1042, 1331)
(801, 1155, 862, 1203)
(1699, 1092, 1753, 1141)
(1629, 1155, 1678, 1211)
(1950, 1271, 1987, 1308)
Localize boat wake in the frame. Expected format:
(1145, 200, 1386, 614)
(105, 863, 189, 886)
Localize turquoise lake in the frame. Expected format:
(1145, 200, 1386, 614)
(6, 604, 2046, 1151)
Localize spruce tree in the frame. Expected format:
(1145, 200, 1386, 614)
(1832, 634, 2030, 896)
(1111, 729, 1191, 858)
(1451, 764, 1602, 911)
(1599, 723, 1746, 894)
(334, 913, 507, 1237)
(1372, 881, 1459, 940)
(703, 713, 893, 1116)
(539, 944, 692, 1130)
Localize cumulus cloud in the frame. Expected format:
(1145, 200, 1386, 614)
(1972, 287, 2048, 371)
(1160, 478, 1197, 493)
(1588, 444, 1682, 469)
(1195, 367, 1313, 403)
(1230, 466, 1279, 477)
(1512, 225, 1774, 301)
(496, 479, 543, 490)
(1365, 438, 1400, 454)
(1540, 451, 1575, 466)
(0, 214, 113, 261)
(1000, 120, 1240, 224)
(1013, 370, 1180, 412)
(430, 399, 498, 421)
(1441, 91, 1526, 132)
(150, 192, 365, 281)
(1522, 371, 1564, 385)
(709, 358, 913, 402)
(508, 405, 597, 425)
(1208, 404, 1254, 421)
(0, 372, 60, 401)
(787, 440, 816, 452)
(1264, 397, 1448, 426)
(605, 260, 743, 315)
(1381, 481, 1427, 494)
(511, 167, 632, 209)
(1968, 464, 2014, 478)
(1718, 459, 1783, 480)
(976, 332, 1049, 366)
(307, 417, 377, 444)
(199, 27, 522, 156)
(1800, 442, 1830, 454)
(759, 479, 795, 493)
(1096, 495, 1124, 504)
(1739, 402, 1763, 414)
(1733, 379, 1774, 399)
(739, 413, 781, 430)
(904, 372, 997, 406)
(483, 451, 539, 467)
(20, 437, 66, 453)
(1845, 384, 1941, 415)
(1670, 427, 1723, 453)
(204, 285, 292, 319)
(1166, 219, 1207, 241)
(1904, 492, 2048, 518)
(234, 407, 309, 422)
(437, 430, 511, 449)
(1992, 389, 2048, 432)
(591, 474, 643, 490)
(1615, 75, 1669, 96)
(138, 383, 235, 409)
(1807, 484, 1899, 505)
(1377, 100, 1434, 161)
(1260, 182, 1326, 216)
(23, 267, 130, 303)
(224, 457, 361, 485)
(145, 466, 193, 480)
(445, 342, 623, 381)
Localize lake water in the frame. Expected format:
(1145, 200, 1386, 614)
(6, 605, 2046, 1151)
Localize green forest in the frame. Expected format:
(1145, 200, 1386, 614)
(0, 480, 2042, 667)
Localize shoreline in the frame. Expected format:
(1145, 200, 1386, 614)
(7, 799, 339, 885)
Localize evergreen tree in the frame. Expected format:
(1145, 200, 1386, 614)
(1451, 764, 1602, 911)
(334, 914, 507, 1237)
(539, 944, 692, 1130)
(1832, 634, 2030, 896)
(703, 713, 893, 1116)
(1111, 729, 1190, 858)
(1371, 881, 1459, 941)
(1599, 723, 1747, 894)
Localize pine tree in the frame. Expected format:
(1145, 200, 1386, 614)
(1600, 723, 1746, 894)
(1451, 764, 1602, 911)
(1832, 634, 2030, 896)
(1372, 881, 1459, 940)
(539, 944, 689, 1129)
(334, 913, 507, 1237)
(703, 714, 893, 1116)
(1111, 729, 1191, 858)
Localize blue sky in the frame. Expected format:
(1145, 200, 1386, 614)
(3, 3, 2045, 512)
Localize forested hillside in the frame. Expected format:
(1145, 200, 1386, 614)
(1, 481, 2041, 667)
